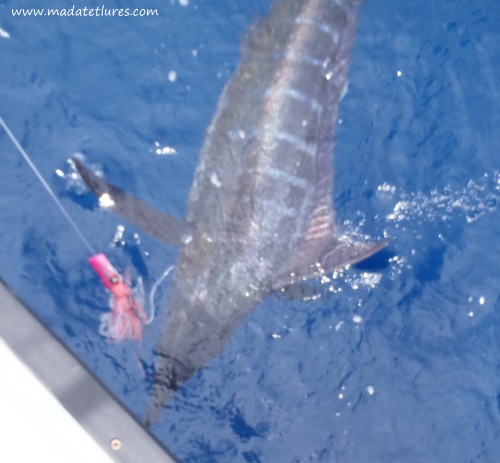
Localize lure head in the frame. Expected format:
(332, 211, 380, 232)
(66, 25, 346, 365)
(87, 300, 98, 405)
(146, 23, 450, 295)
(88, 253, 127, 293)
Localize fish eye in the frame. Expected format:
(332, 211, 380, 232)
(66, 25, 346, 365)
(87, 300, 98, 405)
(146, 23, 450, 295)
(110, 274, 120, 285)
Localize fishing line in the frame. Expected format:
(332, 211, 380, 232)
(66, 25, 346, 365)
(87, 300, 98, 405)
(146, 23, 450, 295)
(148, 265, 174, 324)
(0, 117, 96, 255)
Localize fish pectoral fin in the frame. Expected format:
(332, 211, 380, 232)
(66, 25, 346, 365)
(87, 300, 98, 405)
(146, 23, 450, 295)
(274, 237, 388, 289)
(318, 236, 389, 272)
(72, 157, 191, 247)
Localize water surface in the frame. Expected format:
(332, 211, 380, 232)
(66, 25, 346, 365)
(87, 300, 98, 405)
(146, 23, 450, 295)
(1, 0, 500, 461)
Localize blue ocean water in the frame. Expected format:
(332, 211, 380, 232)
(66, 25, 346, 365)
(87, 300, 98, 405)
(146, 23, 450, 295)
(1, 0, 500, 462)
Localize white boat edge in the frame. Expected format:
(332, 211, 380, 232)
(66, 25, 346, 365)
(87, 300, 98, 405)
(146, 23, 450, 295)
(0, 279, 177, 463)
(0, 335, 116, 463)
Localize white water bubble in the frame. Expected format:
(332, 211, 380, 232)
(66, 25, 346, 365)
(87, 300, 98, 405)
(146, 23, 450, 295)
(352, 314, 363, 324)
(210, 172, 222, 188)
(0, 28, 10, 39)
(155, 145, 177, 156)
(99, 193, 115, 208)
(168, 70, 177, 82)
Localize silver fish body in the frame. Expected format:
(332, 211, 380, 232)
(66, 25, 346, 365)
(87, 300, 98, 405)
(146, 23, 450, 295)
(73, 0, 386, 426)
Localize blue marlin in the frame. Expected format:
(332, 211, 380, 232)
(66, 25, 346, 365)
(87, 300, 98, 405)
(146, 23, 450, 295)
(74, 0, 386, 425)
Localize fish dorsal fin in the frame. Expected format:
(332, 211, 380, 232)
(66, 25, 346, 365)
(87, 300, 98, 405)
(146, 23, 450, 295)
(72, 158, 190, 247)
(275, 90, 386, 288)
(270, 93, 387, 289)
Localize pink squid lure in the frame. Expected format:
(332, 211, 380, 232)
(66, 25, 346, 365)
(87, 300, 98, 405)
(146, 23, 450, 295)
(88, 253, 147, 342)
